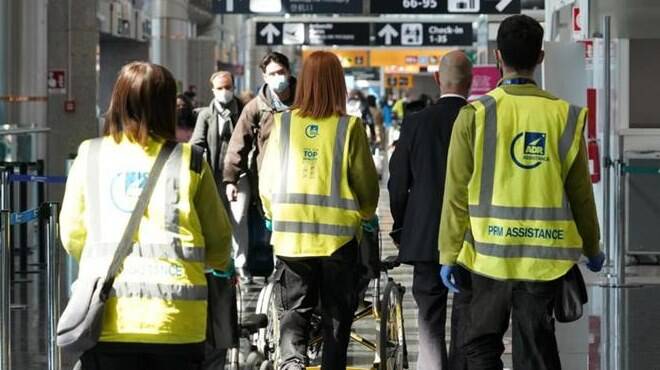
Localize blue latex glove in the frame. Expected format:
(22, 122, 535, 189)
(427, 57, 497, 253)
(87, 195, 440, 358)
(264, 219, 273, 232)
(586, 251, 606, 272)
(440, 265, 460, 293)
(361, 215, 379, 233)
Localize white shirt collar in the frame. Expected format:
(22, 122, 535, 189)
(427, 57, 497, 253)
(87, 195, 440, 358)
(440, 93, 467, 100)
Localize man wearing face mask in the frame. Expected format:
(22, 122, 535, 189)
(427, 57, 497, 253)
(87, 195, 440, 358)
(190, 70, 243, 370)
(224, 52, 296, 190)
(223, 53, 297, 279)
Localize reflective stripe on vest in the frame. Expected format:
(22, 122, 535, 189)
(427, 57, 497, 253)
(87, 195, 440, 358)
(464, 229, 582, 261)
(273, 112, 357, 236)
(87, 138, 103, 241)
(110, 282, 207, 300)
(469, 95, 581, 221)
(82, 241, 205, 263)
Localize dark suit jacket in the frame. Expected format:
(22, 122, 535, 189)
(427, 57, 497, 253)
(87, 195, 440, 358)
(388, 96, 467, 263)
(190, 97, 243, 188)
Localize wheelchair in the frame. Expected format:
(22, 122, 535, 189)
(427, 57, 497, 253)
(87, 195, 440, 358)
(250, 223, 409, 370)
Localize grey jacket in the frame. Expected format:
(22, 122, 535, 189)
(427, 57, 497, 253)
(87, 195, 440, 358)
(190, 97, 243, 187)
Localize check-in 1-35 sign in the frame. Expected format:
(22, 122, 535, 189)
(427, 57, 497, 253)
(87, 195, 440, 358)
(256, 22, 473, 46)
(375, 23, 472, 46)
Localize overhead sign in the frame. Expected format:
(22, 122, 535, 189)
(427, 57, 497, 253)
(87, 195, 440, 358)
(308, 23, 370, 46)
(375, 23, 473, 46)
(371, 0, 520, 14)
(258, 22, 472, 47)
(213, 0, 363, 14)
(257, 22, 370, 46)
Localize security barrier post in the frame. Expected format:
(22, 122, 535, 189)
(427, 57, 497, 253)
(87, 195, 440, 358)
(0, 210, 11, 370)
(45, 202, 61, 370)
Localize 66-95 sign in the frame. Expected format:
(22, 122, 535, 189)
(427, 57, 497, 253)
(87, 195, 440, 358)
(371, 0, 521, 14)
(401, 0, 439, 9)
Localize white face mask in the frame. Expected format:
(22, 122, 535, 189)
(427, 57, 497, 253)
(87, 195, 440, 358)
(347, 99, 362, 116)
(213, 89, 234, 105)
(266, 75, 289, 94)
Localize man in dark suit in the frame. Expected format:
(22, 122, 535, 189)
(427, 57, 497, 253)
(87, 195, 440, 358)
(388, 50, 473, 370)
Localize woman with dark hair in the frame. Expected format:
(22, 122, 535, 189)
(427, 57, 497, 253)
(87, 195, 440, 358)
(176, 93, 195, 142)
(259, 51, 379, 370)
(59, 62, 232, 370)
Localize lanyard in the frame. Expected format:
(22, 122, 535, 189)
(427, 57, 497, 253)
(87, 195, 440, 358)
(502, 78, 536, 86)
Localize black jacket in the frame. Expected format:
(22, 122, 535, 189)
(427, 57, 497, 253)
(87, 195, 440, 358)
(190, 97, 243, 188)
(388, 96, 467, 263)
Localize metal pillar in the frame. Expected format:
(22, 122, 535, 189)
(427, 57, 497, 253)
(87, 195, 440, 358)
(602, 16, 613, 268)
(0, 0, 8, 126)
(0, 210, 11, 370)
(149, 0, 193, 88)
(45, 202, 61, 370)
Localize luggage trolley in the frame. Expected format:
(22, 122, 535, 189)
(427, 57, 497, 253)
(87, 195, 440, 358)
(250, 221, 409, 370)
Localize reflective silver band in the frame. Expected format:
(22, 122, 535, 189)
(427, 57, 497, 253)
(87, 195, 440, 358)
(84, 242, 205, 263)
(464, 229, 580, 260)
(330, 115, 349, 198)
(478, 95, 497, 208)
(111, 282, 207, 301)
(273, 221, 355, 236)
(164, 143, 182, 234)
(474, 243, 582, 261)
(469, 204, 572, 221)
(272, 193, 358, 211)
(87, 138, 103, 241)
(279, 111, 292, 195)
(559, 105, 581, 164)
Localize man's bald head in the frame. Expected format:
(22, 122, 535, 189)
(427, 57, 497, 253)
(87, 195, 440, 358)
(434, 51, 473, 97)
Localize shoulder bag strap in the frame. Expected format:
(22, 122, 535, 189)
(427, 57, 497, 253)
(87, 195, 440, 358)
(101, 140, 177, 294)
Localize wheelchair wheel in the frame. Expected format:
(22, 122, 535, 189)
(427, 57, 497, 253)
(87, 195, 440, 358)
(379, 280, 405, 370)
(255, 281, 281, 366)
(245, 351, 266, 370)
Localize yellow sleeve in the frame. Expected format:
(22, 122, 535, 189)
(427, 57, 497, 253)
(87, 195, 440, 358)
(439, 107, 475, 265)
(565, 137, 601, 258)
(348, 117, 380, 220)
(194, 160, 232, 271)
(59, 141, 89, 262)
(259, 114, 280, 220)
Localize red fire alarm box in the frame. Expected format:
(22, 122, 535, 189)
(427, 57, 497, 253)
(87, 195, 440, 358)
(64, 99, 76, 113)
(588, 140, 601, 183)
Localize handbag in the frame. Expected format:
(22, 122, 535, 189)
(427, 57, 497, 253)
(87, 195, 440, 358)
(554, 264, 589, 323)
(56, 141, 176, 355)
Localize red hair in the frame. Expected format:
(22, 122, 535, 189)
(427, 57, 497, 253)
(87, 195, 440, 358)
(293, 51, 347, 119)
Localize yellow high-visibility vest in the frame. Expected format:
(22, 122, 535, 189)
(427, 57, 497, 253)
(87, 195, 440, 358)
(457, 87, 587, 281)
(260, 110, 363, 257)
(60, 136, 232, 344)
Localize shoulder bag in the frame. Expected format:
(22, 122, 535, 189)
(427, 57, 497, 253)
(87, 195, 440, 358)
(554, 264, 589, 323)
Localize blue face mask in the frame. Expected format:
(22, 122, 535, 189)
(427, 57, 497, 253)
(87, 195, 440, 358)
(266, 75, 289, 94)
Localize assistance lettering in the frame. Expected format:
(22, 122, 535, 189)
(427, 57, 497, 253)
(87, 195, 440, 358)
(487, 225, 564, 240)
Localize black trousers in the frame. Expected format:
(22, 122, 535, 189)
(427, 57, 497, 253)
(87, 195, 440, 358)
(81, 342, 204, 370)
(412, 263, 471, 370)
(463, 272, 561, 370)
(278, 240, 358, 370)
(203, 273, 239, 370)
(450, 265, 472, 370)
